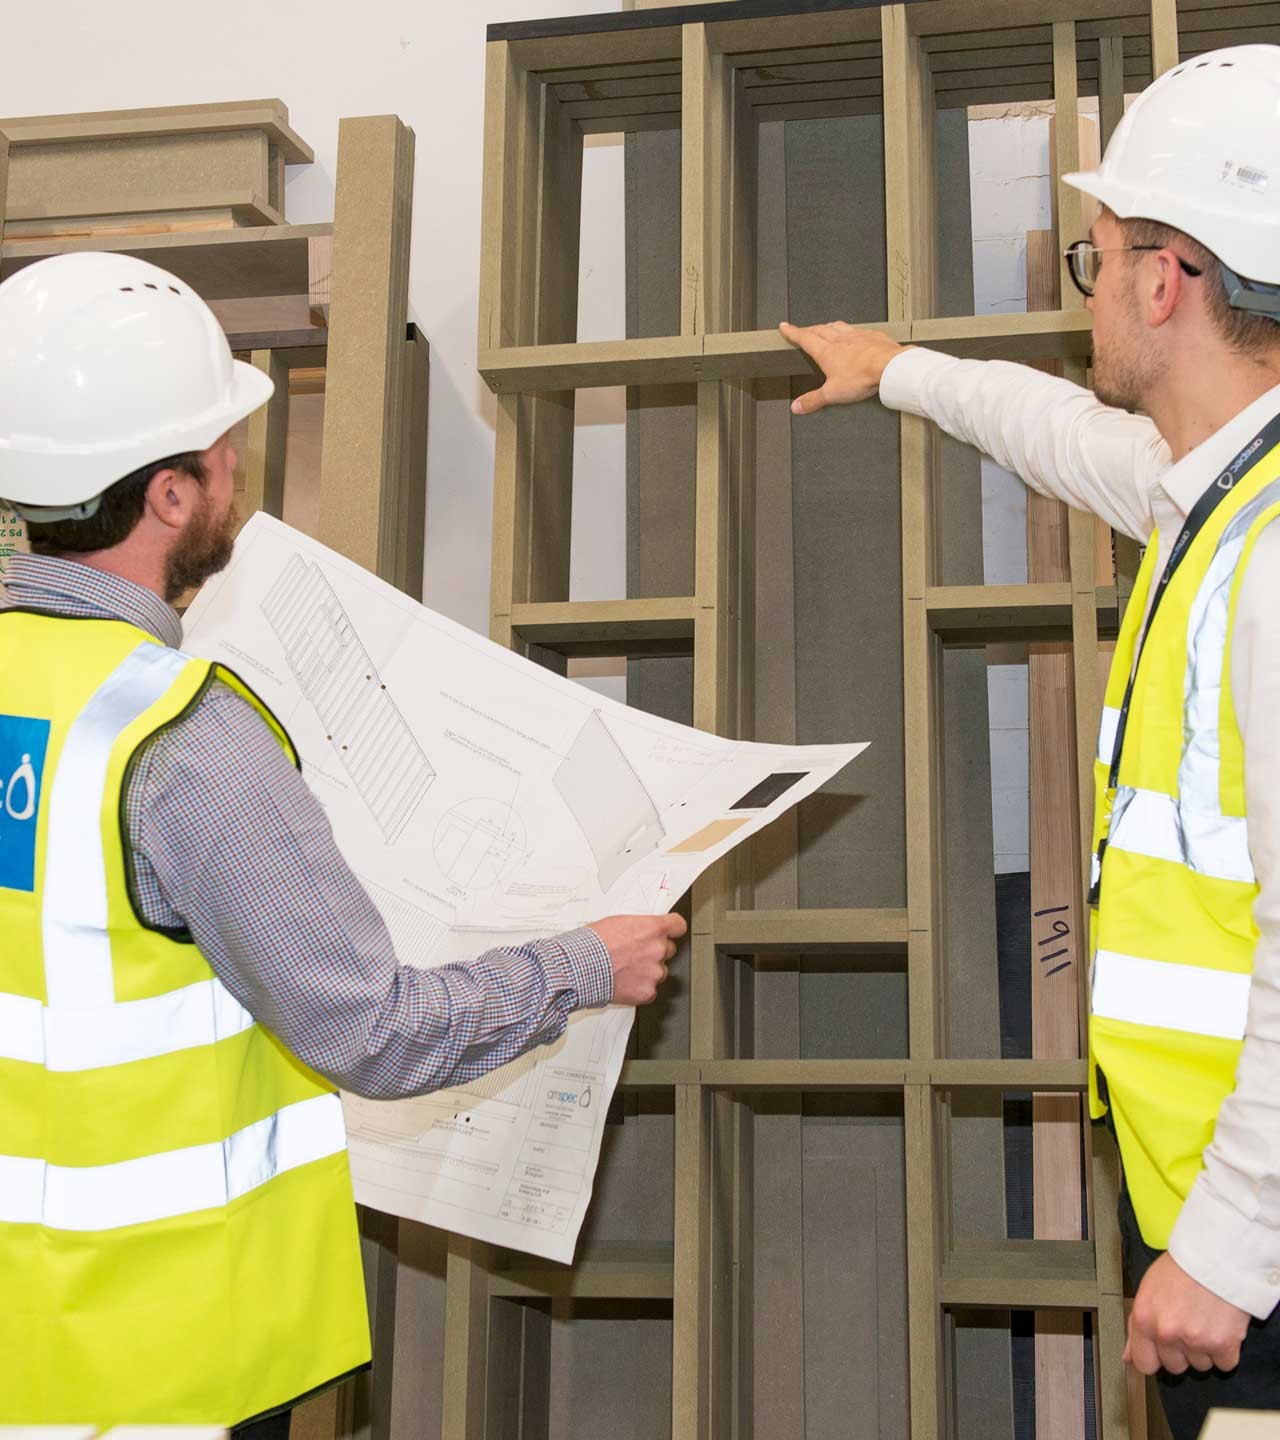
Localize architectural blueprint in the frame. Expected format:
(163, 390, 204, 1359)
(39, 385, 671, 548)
(182, 515, 866, 1262)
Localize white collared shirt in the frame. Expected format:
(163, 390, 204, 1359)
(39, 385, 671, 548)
(882, 346, 1280, 1318)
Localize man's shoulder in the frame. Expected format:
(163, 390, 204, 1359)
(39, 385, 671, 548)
(135, 670, 299, 783)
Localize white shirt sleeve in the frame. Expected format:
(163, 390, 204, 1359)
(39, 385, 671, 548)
(1169, 521, 1280, 1318)
(878, 347, 1170, 543)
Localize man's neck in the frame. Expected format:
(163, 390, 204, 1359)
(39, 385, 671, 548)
(71, 545, 168, 603)
(1146, 351, 1280, 463)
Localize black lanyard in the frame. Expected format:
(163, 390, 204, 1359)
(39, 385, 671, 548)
(1105, 409, 1280, 790)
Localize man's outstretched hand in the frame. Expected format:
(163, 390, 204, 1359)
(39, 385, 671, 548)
(1124, 1252, 1250, 1376)
(588, 912, 687, 1006)
(779, 321, 907, 415)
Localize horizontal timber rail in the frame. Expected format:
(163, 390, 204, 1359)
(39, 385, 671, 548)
(480, 311, 1093, 393)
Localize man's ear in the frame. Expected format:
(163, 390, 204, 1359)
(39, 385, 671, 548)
(1146, 250, 1186, 330)
(144, 466, 193, 532)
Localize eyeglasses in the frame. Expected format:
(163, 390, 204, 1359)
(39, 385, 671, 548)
(1064, 239, 1204, 299)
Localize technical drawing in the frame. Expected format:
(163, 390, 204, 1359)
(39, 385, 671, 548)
(454, 1050, 540, 1109)
(430, 924, 551, 968)
(668, 817, 750, 854)
(731, 771, 807, 810)
(360, 878, 450, 971)
(553, 710, 665, 891)
(262, 553, 434, 843)
(433, 799, 529, 892)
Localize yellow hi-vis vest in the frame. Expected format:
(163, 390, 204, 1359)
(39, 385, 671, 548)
(1089, 425, 1280, 1250)
(0, 611, 370, 1427)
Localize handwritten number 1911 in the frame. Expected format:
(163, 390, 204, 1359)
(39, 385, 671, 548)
(1034, 904, 1073, 978)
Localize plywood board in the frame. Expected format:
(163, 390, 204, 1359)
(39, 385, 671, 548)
(0, 98, 311, 162)
(6, 131, 274, 226)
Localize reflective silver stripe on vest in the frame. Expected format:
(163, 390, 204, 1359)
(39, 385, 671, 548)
(1097, 705, 1122, 766)
(0, 978, 255, 1071)
(1108, 784, 1256, 884)
(1102, 480, 1280, 892)
(0, 1092, 346, 1230)
(1092, 948, 1250, 1040)
(42, 642, 192, 1009)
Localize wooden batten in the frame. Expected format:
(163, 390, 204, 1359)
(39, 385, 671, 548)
(308, 234, 332, 329)
(396, 325, 430, 601)
(317, 115, 416, 587)
(241, 349, 289, 525)
(1150, 0, 1180, 76)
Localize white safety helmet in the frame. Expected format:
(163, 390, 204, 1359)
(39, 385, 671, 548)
(0, 251, 273, 520)
(1064, 44, 1280, 315)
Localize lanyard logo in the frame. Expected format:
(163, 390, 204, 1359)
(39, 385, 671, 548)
(0, 714, 50, 893)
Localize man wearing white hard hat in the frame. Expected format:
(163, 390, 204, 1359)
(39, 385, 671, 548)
(782, 43, 1280, 1437)
(0, 250, 684, 1433)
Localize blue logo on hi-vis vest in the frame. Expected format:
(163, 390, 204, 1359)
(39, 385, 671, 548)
(0, 714, 50, 893)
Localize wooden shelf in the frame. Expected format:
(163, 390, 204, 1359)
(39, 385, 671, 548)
(0, 222, 332, 301)
(701, 1059, 910, 1093)
(0, 98, 314, 164)
(617, 1058, 1089, 1092)
(618, 1060, 698, 1090)
(489, 1246, 675, 1301)
(911, 309, 1093, 360)
(716, 907, 910, 954)
(225, 328, 328, 356)
(509, 597, 696, 657)
(927, 583, 1118, 643)
(930, 1059, 1089, 1090)
(479, 311, 1091, 394)
(940, 1239, 1099, 1309)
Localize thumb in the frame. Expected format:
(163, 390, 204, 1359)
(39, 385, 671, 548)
(791, 386, 829, 416)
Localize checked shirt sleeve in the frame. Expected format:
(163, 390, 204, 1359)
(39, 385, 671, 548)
(126, 681, 613, 1099)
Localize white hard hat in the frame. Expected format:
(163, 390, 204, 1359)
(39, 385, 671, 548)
(0, 251, 273, 516)
(1065, 44, 1280, 299)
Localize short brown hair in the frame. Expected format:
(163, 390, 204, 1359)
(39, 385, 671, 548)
(1119, 215, 1280, 359)
(25, 452, 207, 556)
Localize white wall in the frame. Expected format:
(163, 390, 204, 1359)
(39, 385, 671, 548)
(0, 0, 629, 637)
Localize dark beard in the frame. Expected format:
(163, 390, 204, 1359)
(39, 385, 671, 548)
(164, 498, 238, 603)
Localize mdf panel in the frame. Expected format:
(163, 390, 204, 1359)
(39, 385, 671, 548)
(6, 131, 273, 227)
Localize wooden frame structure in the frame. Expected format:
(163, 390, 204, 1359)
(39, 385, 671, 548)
(463, 3, 1280, 1439)
(0, 101, 428, 599)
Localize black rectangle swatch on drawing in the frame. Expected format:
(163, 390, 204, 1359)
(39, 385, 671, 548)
(731, 772, 807, 810)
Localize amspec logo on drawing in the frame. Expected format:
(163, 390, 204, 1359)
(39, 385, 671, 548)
(547, 1085, 592, 1110)
(0, 714, 50, 894)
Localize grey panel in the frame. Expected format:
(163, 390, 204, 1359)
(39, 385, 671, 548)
(784, 114, 905, 914)
(802, 1106, 908, 1440)
(389, 1222, 448, 1440)
(548, 1302, 673, 1440)
(575, 1105, 674, 1256)
(801, 970, 909, 1059)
